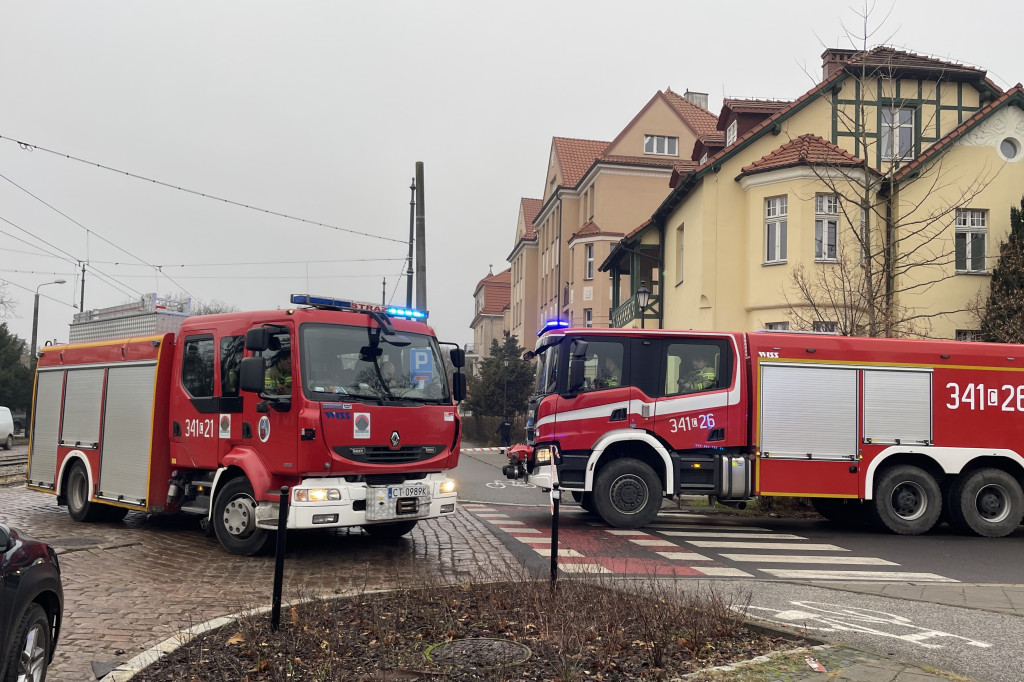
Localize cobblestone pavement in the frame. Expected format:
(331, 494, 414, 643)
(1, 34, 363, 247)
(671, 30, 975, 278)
(1, 483, 520, 682)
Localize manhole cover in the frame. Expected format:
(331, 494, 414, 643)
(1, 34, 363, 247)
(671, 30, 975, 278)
(426, 638, 531, 669)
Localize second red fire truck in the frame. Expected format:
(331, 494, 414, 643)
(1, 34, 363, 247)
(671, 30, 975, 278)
(504, 324, 1024, 538)
(27, 294, 466, 555)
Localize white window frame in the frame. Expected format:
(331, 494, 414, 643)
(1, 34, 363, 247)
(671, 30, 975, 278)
(676, 224, 685, 283)
(584, 308, 593, 328)
(813, 321, 838, 333)
(699, 152, 708, 165)
(955, 209, 987, 273)
(764, 196, 788, 264)
(585, 243, 594, 280)
(815, 194, 839, 261)
(643, 134, 678, 156)
(726, 120, 738, 146)
(956, 329, 980, 342)
(764, 321, 790, 331)
(881, 107, 915, 160)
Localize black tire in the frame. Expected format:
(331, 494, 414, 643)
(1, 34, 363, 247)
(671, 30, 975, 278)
(213, 477, 273, 556)
(101, 506, 130, 522)
(3, 434, 12, 450)
(593, 459, 662, 528)
(947, 468, 1024, 538)
(870, 465, 942, 535)
(811, 498, 868, 527)
(65, 461, 106, 522)
(3, 602, 51, 682)
(569, 491, 597, 514)
(361, 520, 418, 538)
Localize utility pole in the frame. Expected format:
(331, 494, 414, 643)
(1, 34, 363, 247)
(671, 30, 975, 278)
(407, 177, 415, 308)
(381, 277, 386, 305)
(415, 162, 426, 311)
(79, 262, 86, 312)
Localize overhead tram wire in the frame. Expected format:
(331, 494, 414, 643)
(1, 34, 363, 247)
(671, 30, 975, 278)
(91, 257, 407, 267)
(0, 135, 407, 245)
(0, 170, 197, 302)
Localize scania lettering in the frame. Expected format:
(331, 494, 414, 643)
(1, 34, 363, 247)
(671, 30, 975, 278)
(504, 325, 1024, 538)
(27, 294, 466, 555)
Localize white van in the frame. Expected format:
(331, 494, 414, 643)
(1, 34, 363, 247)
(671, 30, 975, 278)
(0, 406, 14, 450)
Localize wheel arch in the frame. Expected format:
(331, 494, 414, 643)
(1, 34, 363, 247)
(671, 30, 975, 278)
(56, 451, 93, 504)
(864, 447, 1024, 499)
(583, 430, 672, 494)
(217, 446, 274, 501)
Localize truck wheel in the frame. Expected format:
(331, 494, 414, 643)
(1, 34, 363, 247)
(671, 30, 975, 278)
(870, 465, 941, 535)
(5, 602, 51, 682)
(948, 468, 1024, 538)
(213, 477, 273, 556)
(593, 459, 662, 528)
(361, 520, 418, 538)
(66, 461, 106, 522)
(3, 434, 12, 450)
(811, 498, 867, 527)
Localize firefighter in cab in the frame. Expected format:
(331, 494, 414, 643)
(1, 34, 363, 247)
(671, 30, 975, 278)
(265, 352, 293, 394)
(681, 349, 717, 392)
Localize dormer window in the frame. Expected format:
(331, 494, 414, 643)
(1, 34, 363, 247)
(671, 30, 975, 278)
(699, 152, 709, 165)
(726, 120, 738, 146)
(644, 135, 678, 156)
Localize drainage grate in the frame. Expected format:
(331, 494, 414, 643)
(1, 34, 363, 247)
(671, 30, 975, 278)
(426, 638, 531, 669)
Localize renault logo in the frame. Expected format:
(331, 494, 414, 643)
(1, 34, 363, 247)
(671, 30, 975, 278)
(390, 431, 401, 448)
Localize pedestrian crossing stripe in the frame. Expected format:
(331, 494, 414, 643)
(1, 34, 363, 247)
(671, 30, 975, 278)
(762, 569, 958, 582)
(721, 554, 898, 565)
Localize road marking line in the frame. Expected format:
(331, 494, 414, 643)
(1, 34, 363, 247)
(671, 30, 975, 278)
(558, 563, 613, 574)
(656, 551, 714, 562)
(660, 531, 806, 540)
(490, 520, 526, 526)
(687, 541, 848, 551)
(761, 569, 958, 582)
(693, 567, 753, 577)
(721, 554, 897, 565)
(606, 530, 651, 536)
(519, 537, 555, 544)
(648, 524, 770, 531)
(504, 528, 542, 534)
(533, 548, 584, 557)
(629, 538, 678, 547)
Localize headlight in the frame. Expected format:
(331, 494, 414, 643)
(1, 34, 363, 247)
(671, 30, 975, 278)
(440, 479, 456, 494)
(534, 446, 555, 464)
(294, 488, 341, 502)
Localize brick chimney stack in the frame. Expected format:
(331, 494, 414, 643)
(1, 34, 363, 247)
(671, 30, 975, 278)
(683, 90, 709, 110)
(821, 48, 860, 80)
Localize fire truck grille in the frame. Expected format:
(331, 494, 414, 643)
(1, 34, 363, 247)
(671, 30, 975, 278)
(334, 445, 444, 464)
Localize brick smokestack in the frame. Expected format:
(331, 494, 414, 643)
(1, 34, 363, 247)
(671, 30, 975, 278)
(821, 48, 859, 80)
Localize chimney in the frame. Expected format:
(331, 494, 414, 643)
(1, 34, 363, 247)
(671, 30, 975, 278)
(683, 90, 709, 110)
(821, 48, 859, 80)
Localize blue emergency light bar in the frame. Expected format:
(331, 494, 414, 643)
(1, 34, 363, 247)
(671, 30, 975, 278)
(289, 294, 428, 320)
(538, 319, 570, 335)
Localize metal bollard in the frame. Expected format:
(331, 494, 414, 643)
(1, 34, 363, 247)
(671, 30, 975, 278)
(270, 485, 289, 631)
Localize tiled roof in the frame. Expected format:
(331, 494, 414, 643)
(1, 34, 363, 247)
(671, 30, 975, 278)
(738, 134, 865, 176)
(476, 268, 511, 315)
(845, 46, 987, 79)
(567, 220, 625, 243)
(663, 89, 719, 137)
(625, 219, 652, 239)
(722, 98, 793, 113)
(521, 197, 543, 240)
(553, 137, 609, 188)
(894, 83, 1024, 182)
(597, 153, 680, 168)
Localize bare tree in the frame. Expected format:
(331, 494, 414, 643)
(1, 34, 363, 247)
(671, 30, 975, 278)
(0, 283, 14, 319)
(784, 5, 1002, 337)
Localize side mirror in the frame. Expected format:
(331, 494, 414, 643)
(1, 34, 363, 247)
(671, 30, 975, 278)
(359, 345, 384, 361)
(239, 356, 266, 393)
(568, 357, 586, 391)
(245, 328, 271, 352)
(451, 372, 467, 402)
(450, 348, 466, 368)
(570, 339, 589, 358)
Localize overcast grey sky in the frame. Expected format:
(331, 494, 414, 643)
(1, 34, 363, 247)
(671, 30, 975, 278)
(2, 1, 1022, 350)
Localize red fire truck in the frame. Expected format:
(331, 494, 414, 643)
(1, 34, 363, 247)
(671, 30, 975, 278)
(27, 294, 466, 555)
(503, 324, 1024, 538)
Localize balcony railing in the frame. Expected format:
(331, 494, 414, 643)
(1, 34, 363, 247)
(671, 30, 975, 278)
(610, 292, 660, 328)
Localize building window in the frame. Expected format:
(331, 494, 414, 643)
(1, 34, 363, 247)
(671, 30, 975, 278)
(956, 329, 980, 341)
(585, 243, 594, 280)
(726, 120, 738, 146)
(815, 194, 838, 261)
(764, 321, 790, 331)
(764, 196, 788, 264)
(955, 209, 987, 272)
(881, 107, 914, 160)
(676, 224, 685, 283)
(699, 152, 708, 165)
(813, 321, 838, 333)
(644, 135, 678, 156)
(584, 308, 593, 328)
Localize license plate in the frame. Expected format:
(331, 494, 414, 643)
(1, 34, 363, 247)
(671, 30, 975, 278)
(365, 484, 431, 521)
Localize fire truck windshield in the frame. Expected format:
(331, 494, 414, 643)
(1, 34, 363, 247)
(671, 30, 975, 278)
(300, 323, 450, 403)
(533, 342, 561, 395)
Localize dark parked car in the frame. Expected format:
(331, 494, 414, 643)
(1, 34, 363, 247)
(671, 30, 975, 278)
(0, 523, 62, 682)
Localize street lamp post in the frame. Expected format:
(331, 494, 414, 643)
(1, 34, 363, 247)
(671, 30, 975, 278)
(31, 279, 66, 369)
(636, 280, 651, 330)
(503, 357, 509, 417)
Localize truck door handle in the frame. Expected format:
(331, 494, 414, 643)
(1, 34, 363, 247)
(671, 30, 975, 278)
(172, 421, 181, 437)
(610, 408, 627, 422)
(708, 428, 724, 441)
